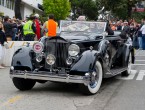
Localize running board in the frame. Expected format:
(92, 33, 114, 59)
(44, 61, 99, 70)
(105, 67, 127, 76)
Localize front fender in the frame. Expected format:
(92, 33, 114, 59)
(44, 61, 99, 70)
(11, 47, 33, 70)
(70, 50, 97, 73)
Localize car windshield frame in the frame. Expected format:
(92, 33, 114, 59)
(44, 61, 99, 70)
(59, 20, 107, 35)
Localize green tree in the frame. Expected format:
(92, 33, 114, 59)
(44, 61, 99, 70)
(100, 0, 144, 19)
(69, 0, 80, 20)
(70, 0, 145, 20)
(78, 0, 98, 20)
(70, 0, 99, 20)
(43, 0, 71, 21)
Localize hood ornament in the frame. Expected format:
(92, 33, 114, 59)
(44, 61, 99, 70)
(90, 46, 93, 51)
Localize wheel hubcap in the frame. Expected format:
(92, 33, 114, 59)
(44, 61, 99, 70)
(90, 69, 99, 89)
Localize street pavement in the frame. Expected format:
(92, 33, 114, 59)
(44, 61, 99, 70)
(0, 50, 145, 110)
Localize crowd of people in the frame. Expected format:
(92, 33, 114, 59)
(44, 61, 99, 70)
(0, 14, 41, 42)
(0, 13, 58, 69)
(109, 18, 145, 50)
(1, 14, 145, 69)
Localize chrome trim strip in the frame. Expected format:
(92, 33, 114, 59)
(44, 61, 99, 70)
(10, 71, 90, 85)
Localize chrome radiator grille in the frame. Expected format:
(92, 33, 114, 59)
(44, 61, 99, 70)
(45, 38, 69, 68)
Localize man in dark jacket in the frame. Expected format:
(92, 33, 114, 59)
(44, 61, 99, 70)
(106, 21, 114, 35)
(3, 16, 17, 41)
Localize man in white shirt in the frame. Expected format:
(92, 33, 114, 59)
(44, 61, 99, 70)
(140, 22, 145, 50)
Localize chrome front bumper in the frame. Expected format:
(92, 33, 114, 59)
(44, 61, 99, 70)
(10, 70, 90, 85)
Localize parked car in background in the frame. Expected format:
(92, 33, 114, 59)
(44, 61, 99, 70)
(10, 20, 135, 95)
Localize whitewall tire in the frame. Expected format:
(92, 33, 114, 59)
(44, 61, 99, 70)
(79, 61, 103, 95)
(121, 52, 132, 76)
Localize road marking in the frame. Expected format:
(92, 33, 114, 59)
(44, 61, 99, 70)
(0, 95, 22, 109)
(22, 42, 25, 46)
(116, 70, 137, 80)
(135, 60, 145, 61)
(131, 64, 145, 66)
(9, 42, 14, 48)
(136, 70, 145, 81)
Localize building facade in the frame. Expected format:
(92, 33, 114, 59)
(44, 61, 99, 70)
(0, 0, 43, 19)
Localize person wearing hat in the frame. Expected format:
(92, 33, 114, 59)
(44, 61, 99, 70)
(42, 14, 58, 37)
(23, 15, 36, 41)
(34, 14, 41, 40)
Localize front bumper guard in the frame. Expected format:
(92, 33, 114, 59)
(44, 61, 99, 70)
(10, 70, 90, 86)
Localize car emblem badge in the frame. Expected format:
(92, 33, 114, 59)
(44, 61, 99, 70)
(90, 46, 93, 51)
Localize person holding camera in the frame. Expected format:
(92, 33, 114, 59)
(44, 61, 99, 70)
(3, 16, 17, 41)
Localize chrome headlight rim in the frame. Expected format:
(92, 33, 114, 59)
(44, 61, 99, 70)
(68, 44, 80, 57)
(36, 52, 44, 63)
(46, 54, 56, 65)
(33, 42, 44, 53)
(36, 55, 43, 63)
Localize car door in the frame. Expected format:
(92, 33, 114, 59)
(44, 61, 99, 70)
(105, 35, 125, 69)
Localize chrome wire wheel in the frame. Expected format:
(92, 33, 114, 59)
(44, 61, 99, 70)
(79, 61, 103, 95)
(88, 61, 103, 94)
(89, 71, 99, 89)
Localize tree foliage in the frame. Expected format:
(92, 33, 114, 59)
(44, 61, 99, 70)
(100, 0, 145, 20)
(78, 0, 98, 20)
(70, 0, 98, 20)
(70, 0, 145, 21)
(43, 0, 71, 21)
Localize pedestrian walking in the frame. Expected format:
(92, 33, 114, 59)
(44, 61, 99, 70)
(23, 15, 36, 41)
(42, 14, 58, 37)
(0, 22, 7, 69)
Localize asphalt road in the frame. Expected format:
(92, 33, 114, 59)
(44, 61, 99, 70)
(0, 50, 145, 110)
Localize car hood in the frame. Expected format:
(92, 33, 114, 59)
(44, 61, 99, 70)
(60, 35, 90, 41)
(60, 32, 103, 41)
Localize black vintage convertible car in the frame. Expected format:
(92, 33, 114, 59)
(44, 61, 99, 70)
(10, 20, 135, 95)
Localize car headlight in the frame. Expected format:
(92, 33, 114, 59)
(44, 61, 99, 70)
(36, 53, 44, 63)
(68, 44, 80, 57)
(33, 42, 44, 53)
(36, 55, 43, 63)
(46, 54, 56, 65)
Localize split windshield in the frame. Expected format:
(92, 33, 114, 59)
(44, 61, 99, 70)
(59, 20, 107, 35)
